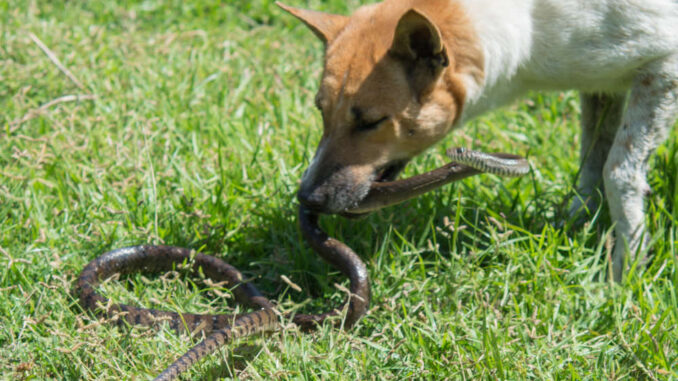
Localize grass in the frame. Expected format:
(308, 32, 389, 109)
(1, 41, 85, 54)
(1, 0, 677, 379)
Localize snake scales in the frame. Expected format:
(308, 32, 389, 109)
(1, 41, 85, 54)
(76, 148, 528, 380)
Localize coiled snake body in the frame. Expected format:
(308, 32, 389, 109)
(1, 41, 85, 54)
(76, 148, 528, 380)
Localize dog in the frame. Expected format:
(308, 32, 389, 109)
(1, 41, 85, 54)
(278, 0, 678, 281)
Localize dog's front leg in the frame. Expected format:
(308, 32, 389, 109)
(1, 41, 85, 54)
(603, 57, 678, 281)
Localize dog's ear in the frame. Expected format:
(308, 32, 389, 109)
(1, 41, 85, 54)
(390, 9, 449, 69)
(276, 2, 348, 44)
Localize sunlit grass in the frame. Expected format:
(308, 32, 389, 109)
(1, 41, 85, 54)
(1, 0, 676, 379)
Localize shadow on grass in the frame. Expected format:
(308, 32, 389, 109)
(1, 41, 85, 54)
(74, 135, 677, 333)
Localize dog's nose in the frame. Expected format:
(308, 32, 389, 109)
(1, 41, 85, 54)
(297, 189, 327, 211)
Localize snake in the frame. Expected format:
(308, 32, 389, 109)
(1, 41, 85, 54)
(345, 148, 529, 214)
(76, 148, 528, 380)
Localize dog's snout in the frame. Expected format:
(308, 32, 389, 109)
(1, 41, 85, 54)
(297, 156, 375, 214)
(297, 188, 327, 211)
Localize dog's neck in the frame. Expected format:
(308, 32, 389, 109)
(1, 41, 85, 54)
(455, 0, 535, 123)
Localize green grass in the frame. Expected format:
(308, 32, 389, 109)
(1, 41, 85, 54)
(2, 0, 677, 379)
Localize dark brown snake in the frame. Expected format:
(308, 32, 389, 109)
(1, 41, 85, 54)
(76, 148, 528, 380)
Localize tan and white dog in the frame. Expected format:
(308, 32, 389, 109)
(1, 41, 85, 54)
(279, 0, 678, 281)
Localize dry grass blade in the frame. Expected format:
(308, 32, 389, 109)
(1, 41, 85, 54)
(29, 32, 86, 90)
(7, 94, 97, 133)
(280, 275, 302, 292)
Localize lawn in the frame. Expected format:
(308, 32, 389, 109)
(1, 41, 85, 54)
(1, 0, 677, 379)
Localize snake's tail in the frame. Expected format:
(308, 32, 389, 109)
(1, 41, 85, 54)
(154, 309, 278, 381)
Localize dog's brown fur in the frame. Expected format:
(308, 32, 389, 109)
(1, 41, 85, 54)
(280, 0, 483, 213)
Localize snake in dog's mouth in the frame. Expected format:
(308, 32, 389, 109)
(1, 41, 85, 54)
(76, 148, 529, 380)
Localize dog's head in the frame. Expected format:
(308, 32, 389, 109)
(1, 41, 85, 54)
(279, 1, 482, 213)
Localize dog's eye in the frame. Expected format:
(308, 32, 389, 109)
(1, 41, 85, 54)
(355, 116, 389, 132)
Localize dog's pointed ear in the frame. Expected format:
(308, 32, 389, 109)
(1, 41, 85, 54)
(390, 9, 449, 69)
(276, 2, 348, 44)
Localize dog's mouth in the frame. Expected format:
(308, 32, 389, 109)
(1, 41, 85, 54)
(374, 159, 409, 183)
(341, 159, 409, 219)
(299, 159, 411, 218)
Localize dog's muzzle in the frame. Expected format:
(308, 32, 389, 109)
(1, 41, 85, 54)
(297, 159, 409, 214)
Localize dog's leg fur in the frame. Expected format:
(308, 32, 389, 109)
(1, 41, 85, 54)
(570, 93, 627, 220)
(604, 56, 678, 281)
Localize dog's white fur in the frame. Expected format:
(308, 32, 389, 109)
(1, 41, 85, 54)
(459, 0, 678, 118)
(457, 0, 678, 280)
